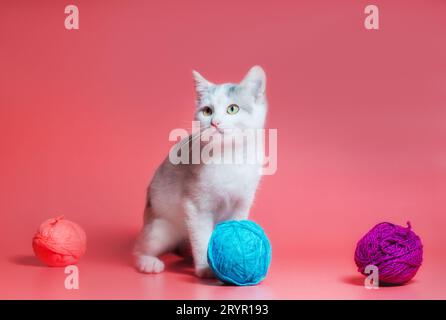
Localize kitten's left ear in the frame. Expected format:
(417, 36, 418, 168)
(192, 70, 214, 96)
(240, 65, 266, 100)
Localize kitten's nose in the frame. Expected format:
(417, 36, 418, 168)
(211, 120, 220, 127)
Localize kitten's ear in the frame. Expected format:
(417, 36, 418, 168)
(240, 65, 266, 100)
(192, 70, 213, 97)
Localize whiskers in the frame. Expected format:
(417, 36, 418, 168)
(175, 126, 213, 151)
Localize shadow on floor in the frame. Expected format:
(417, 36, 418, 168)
(340, 274, 412, 287)
(9, 254, 43, 267)
(11, 228, 223, 286)
(339, 274, 365, 286)
(164, 254, 222, 286)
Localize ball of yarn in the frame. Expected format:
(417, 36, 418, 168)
(207, 220, 272, 286)
(354, 221, 423, 285)
(32, 216, 87, 267)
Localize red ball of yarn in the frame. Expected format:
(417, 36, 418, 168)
(32, 216, 87, 267)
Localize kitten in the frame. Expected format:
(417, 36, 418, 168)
(133, 66, 268, 278)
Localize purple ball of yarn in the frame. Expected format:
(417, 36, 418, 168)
(354, 222, 423, 285)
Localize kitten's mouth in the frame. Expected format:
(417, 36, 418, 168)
(210, 125, 224, 134)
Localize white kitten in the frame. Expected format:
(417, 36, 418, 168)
(133, 66, 268, 278)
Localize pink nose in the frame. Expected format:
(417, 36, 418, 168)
(211, 120, 220, 127)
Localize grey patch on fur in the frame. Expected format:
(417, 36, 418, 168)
(226, 84, 238, 96)
(208, 86, 217, 95)
(223, 84, 253, 113)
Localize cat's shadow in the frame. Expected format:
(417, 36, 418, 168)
(162, 254, 220, 286)
(165, 255, 222, 286)
(165, 255, 195, 275)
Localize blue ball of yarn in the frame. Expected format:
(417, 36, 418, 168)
(207, 220, 272, 286)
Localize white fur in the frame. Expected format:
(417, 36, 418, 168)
(133, 66, 268, 277)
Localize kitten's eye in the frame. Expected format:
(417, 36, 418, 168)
(227, 104, 239, 115)
(202, 107, 212, 116)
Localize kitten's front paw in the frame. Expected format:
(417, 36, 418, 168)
(195, 266, 215, 278)
(135, 255, 165, 274)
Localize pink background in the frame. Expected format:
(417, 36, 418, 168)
(1, 0, 445, 299)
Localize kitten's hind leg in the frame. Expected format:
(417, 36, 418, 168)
(175, 239, 193, 259)
(133, 217, 180, 274)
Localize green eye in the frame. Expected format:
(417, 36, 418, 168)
(227, 104, 239, 114)
(202, 107, 212, 116)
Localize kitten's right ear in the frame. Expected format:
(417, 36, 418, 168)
(192, 70, 213, 97)
(240, 65, 266, 100)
